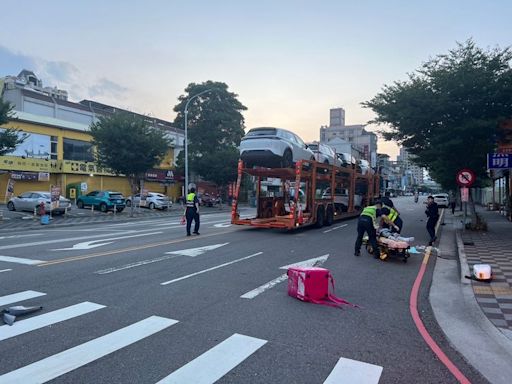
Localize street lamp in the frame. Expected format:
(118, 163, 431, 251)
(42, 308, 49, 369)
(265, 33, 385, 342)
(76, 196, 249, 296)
(183, 89, 213, 196)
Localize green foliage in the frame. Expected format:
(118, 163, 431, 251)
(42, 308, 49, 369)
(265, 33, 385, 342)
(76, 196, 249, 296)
(89, 111, 171, 186)
(173, 81, 247, 186)
(0, 98, 28, 156)
(363, 40, 512, 189)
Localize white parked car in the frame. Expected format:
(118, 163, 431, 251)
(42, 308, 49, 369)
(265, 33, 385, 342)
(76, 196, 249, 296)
(306, 142, 339, 165)
(126, 192, 171, 210)
(239, 127, 315, 168)
(433, 193, 449, 208)
(7, 191, 71, 214)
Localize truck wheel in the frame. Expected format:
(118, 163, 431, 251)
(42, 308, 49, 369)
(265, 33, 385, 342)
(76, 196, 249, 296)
(325, 207, 334, 226)
(315, 207, 325, 228)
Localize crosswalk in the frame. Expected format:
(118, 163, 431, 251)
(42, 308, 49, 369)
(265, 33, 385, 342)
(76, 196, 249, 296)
(0, 290, 383, 383)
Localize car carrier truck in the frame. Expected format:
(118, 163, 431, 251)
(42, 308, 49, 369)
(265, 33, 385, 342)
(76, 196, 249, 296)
(231, 159, 379, 230)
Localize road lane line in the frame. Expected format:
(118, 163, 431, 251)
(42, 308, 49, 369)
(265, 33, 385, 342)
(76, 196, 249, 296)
(37, 229, 235, 267)
(0, 234, 43, 240)
(0, 316, 178, 384)
(0, 290, 46, 306)
(0, 302, 106, 341)
(323, 357, 383, 384)
(94, 254, 180, 274)
(240, 275, 288, 299)
(160, 252, 263, 285)
(0, 256, 43, 265)
(156, 333, 267, 384)
(0, 269, 12, 273)
(323, 224, 348, 233)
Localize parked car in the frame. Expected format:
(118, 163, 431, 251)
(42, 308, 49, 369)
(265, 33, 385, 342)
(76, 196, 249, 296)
(76, 190, 125, 212)
(197, 193, 218, 207)
(239, 127, 315, 168)
(336, 152, 357, 168)
(321, 187, 363, 211)
(306, 142, 339, 165)
(7, 191, 72, 215)
(126, 192, 171, 210)
(433, 193, 449, 208)
(357, 159, 370, 175)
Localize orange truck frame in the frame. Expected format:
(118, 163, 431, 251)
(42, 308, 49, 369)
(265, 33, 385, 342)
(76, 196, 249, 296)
(231, 159, 380, 230)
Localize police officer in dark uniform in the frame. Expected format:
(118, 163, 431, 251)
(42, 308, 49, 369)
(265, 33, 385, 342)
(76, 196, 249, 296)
(183, 187, 200, 236)
(425, 195, 439, 245)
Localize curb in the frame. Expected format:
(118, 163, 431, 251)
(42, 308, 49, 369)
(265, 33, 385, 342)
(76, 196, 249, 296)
(455, 231, 472, 285)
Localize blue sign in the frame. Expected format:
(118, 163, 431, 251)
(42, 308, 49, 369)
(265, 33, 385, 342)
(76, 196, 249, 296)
(487, 153, 512, 169)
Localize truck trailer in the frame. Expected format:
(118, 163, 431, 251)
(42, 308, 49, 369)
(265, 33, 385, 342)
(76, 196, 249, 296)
(231, 159, 379, 230)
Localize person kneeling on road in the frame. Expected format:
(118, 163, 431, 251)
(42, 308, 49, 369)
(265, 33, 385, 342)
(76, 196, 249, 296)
(183, 187, 200, 236)
(354, 200, 399, 260)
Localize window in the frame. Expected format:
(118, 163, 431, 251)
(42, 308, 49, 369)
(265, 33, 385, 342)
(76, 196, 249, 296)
(50, 136, 58, 160)
(63, 138, 94, 161)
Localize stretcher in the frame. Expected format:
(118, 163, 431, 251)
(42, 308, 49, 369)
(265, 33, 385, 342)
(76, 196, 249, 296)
(363, 235, 410, 263)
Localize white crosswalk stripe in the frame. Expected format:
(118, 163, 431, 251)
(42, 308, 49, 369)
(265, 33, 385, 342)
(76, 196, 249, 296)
(156, 333, 267, 384)
(323, 357, 383, 384)
(0, 302, 105, 341)
(0, 290, 46, 306)
(0, 316, 178, 384)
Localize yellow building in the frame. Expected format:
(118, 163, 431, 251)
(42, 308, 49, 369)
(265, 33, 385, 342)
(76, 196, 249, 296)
(1, 71, 184, 202)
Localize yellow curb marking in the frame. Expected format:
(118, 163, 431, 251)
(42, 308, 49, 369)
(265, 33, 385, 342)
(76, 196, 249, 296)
(473, 286, 512, 296)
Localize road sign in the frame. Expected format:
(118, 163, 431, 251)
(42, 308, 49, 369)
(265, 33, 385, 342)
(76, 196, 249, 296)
(487, 153, 512, 169)
(456, 169, 475, 187)
(80, 182, 88, 192)
(461, 187, 469, 202)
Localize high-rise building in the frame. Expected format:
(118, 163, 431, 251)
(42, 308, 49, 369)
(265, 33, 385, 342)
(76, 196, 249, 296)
(319, 107, 377, 167)
(397, 147, 424, 186)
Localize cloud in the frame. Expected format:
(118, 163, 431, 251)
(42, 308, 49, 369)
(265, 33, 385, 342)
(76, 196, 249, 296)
(0, 45, 129, 102)
(88, 78, 129, 99)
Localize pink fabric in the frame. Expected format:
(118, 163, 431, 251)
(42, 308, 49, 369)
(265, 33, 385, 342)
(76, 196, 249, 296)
(378, 237, 409, 249)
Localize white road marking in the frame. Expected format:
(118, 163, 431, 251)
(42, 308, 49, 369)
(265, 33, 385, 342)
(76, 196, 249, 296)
(165, 243, 229, 257)
(213, 222, 231, 228)
(0, 290, 46, 307)
(0, 316, 178, 384)
(0, 234, 43, 240)
(0, 231, 137, 251)
(156, 333, 267, 384)
(155, 218, 232, 228)
(94, 254, 180, 275)
(0, 255, 43, 265)
(323, 357, 383, 384)
(0, 269, 12, 273)
(161, 252, 263, 285)
(0, 302, 105, 342)
(240, 254, 329, 299)
(323, 224, 348, 233)
(52, 232, 162, 251)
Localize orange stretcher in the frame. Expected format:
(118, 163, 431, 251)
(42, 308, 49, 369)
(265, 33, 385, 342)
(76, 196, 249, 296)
(363, 235, 410, 263)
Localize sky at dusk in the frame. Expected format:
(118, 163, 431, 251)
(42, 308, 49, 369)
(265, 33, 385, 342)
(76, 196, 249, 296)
(2, 0, 511, 159)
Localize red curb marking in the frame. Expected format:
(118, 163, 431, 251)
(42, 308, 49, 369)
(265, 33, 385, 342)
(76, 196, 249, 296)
(410, 248, 471, 384)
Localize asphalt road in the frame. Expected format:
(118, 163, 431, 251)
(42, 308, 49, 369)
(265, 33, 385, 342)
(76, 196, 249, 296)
(0, 197, 487, 383)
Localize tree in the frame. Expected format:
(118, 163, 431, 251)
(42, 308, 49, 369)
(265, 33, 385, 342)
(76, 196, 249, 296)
(0, 98, 28, 156)
(363, 40, 512, 190)
(89, 111, 171, 216)
(173, 81, 247, 188)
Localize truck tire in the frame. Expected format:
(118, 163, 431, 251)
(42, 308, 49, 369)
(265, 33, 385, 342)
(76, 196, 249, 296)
(325, 206, 334, 226)
(315, 206, 325, 228)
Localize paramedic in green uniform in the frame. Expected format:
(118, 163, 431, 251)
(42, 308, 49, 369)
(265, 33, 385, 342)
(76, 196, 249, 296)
(354, 201, 398, 259)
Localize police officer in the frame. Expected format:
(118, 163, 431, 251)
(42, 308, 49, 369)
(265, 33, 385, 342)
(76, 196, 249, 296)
(425, 195, 439, 245)
(354, 201, 398, 259)
(183, 187, 200, 236)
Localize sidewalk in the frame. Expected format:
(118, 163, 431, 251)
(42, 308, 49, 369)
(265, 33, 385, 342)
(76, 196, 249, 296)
(430, 206, 512, 384)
